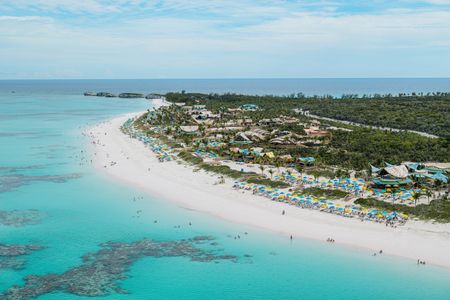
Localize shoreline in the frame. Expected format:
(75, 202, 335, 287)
(86, 104, 450, 269)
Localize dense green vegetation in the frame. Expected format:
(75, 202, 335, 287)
(298, 96, 450, 138)
(166, 92, 450, 137)
(317, 129, 449, 170)
(355, 197, 450, 222)
(246, 177, 289, 188)
(258, 129, 449, 171)
(165, 92, 449, 171)
(299, 187, 349, 199)
(178, 151, 204, 164)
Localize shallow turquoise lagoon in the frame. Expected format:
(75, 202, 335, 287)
(1, 85, 450, 299)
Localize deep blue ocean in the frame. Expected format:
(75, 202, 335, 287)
(1, 79, 450, 299)
(2, 78, 450, 96)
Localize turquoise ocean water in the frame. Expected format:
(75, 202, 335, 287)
(1, 79, 450, 299)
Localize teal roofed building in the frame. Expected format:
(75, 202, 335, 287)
(371, 161, 449, 186)
(432, 172, 448, 183)
(240, 104, 259, 111)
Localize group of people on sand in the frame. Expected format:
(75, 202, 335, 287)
(372, 250, 383, 256)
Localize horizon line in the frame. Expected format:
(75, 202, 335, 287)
(1, 77, 450, 81)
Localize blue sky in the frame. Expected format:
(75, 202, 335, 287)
(1, 0, 450, 79)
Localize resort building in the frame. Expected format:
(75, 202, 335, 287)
(240, 104, 259, 111)
(227, 108, 242, 114)
(304, 126, 329, 137)
(179, 126, 199, 135)
(371, 162, 449, 187)
(193, 105, 207, 111)
(293, 108, 311, 116)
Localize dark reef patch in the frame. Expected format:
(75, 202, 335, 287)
(0, 258, 26, 270)
(0, 243, 43, 271)
(0, 131, 61, 139)
(1, 236, 237, 299)
(0, 173, 82, 193)
(0, 210, 46, 227)
(0, 244, 43, 257)
(0, 165, 47, 174)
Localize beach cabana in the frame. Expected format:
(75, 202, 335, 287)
(380, 165, 409, 179)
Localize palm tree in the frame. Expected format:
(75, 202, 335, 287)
(259, 165, 265, 176)
(275, 160, 282, 174)
(412, 191, 421, 207)
(434, 180, 442, 191)
(425, 189, 433, 204)
(268, 169, 274, 179)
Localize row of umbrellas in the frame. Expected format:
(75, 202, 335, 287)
(122, 119, 175, 162)
(234, 181, 408, 221)
(193, 149, 219, 159)
(370, 187, 426, 202)
(274, 171, 366, 193)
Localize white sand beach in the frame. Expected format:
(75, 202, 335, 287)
(87, 102, 450, 268)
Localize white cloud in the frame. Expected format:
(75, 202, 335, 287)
(0, 2, 450, 78)
(237, 10, 450, 50)
(0, 0, 342, 18)
(0, 15, 51, 22)
(1, 0, 449, 16)
(0, 0, 120, 13)
(422, 0, 450, 4)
